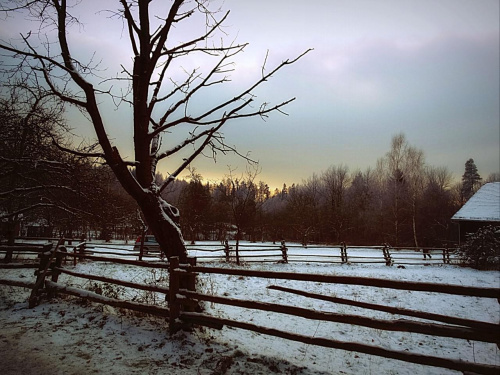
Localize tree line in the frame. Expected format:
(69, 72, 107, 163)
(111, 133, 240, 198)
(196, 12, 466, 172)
(0, 89, 139, 243)
(165, 137, 496, 247)
(1, 88, 497, 247)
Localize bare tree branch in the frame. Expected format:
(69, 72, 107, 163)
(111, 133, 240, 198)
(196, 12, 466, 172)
(0, 184, 76, 198)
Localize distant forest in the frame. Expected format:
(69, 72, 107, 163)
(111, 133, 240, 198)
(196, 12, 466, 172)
(3, 102, 497, 248)
(159, 135, 497, 247)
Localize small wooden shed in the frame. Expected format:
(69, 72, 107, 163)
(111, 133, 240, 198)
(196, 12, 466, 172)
(451, 182, 500, 244)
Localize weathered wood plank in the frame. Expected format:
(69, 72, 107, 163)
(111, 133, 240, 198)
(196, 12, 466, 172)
(59, 252, 170, 269)
(186, 266, 500, 299)
(55, 267, 169, 295)
(0, 279, 35, 288)
(45, 280, 169, 317)
(0, 263, 39, 269)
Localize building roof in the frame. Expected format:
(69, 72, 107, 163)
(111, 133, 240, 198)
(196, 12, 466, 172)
(452, 182, 500, 222)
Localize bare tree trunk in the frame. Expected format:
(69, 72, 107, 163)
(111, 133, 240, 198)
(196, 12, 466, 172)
(412, 202, 419, 248)
(138, 193, 187, 262)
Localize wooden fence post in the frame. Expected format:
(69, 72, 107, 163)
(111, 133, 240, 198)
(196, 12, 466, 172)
(169, 256, 180, 334)
(78, 242, 85, 262)
(383, 244, 393, 266)
(340, 242, 348, 264)
(182, 257, 199, 325)
(186, 257, 197, 296)
(280, 241, 288, 263)
(235, 239, 240, 266)
(29, 238, 63, 308)
(224, 240, 231, 262)
(70, 240, 78, 267)
(442, 245, 452, 264)
(138, 230, 146, 261)
(48, 246, 66, 299)
(51, 246, 66, 283)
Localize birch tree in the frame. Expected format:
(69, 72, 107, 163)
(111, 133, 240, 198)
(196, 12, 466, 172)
(0, 1, 309, 261)
(383, 133, 424, 246)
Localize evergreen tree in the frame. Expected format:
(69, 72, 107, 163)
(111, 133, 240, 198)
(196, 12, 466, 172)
(459, 225, 500, 270)
(461, 158, 482, 202)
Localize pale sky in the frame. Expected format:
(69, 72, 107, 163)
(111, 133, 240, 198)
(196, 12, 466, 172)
(1, 0, 499, 188)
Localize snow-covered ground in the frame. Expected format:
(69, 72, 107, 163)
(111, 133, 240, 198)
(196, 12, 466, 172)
(1, 242, 498, 374)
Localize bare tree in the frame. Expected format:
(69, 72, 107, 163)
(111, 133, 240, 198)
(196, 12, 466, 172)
(0, 84, 74, 246)
(405, 145, 425, 247)
(226, 166, 260, 242)
(287, 174, 322, 245)
(382, 133, 424, 246)
(322, 164, 350, 242)
(0, 1, 310, 261)
(485, 172, 500, 183)
(420, 166, 455, 244)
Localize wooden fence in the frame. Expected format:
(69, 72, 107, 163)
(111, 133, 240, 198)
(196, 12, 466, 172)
(1, 242, 498, 374)
(1, 237, 458, 266)
(173, 258, 499, 374)
(174, 241, 457, 266)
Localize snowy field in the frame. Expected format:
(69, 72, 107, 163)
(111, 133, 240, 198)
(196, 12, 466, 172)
(1, 242, 499, 374)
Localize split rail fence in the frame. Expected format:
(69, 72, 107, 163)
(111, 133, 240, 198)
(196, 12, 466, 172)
(0, 241, 498, 375)
(1, 237, 458, 266)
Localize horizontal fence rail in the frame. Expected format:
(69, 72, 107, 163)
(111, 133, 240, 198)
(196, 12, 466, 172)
(45, 281, 170, 316)
(181, 265, 500, 299)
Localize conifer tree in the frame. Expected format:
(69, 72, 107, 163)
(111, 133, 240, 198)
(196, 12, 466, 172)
(461, 158, 482, 202)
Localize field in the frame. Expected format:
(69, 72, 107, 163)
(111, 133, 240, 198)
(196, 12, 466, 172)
(1, 241, 499, 374)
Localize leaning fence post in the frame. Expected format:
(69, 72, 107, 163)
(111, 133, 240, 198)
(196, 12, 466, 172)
(29, 238, 63, 308)
(169, 256, 181, 334)
(280, 240, 288, 263)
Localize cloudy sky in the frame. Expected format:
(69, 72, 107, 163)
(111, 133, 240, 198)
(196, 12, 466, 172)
(1, 0, 499, 188)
